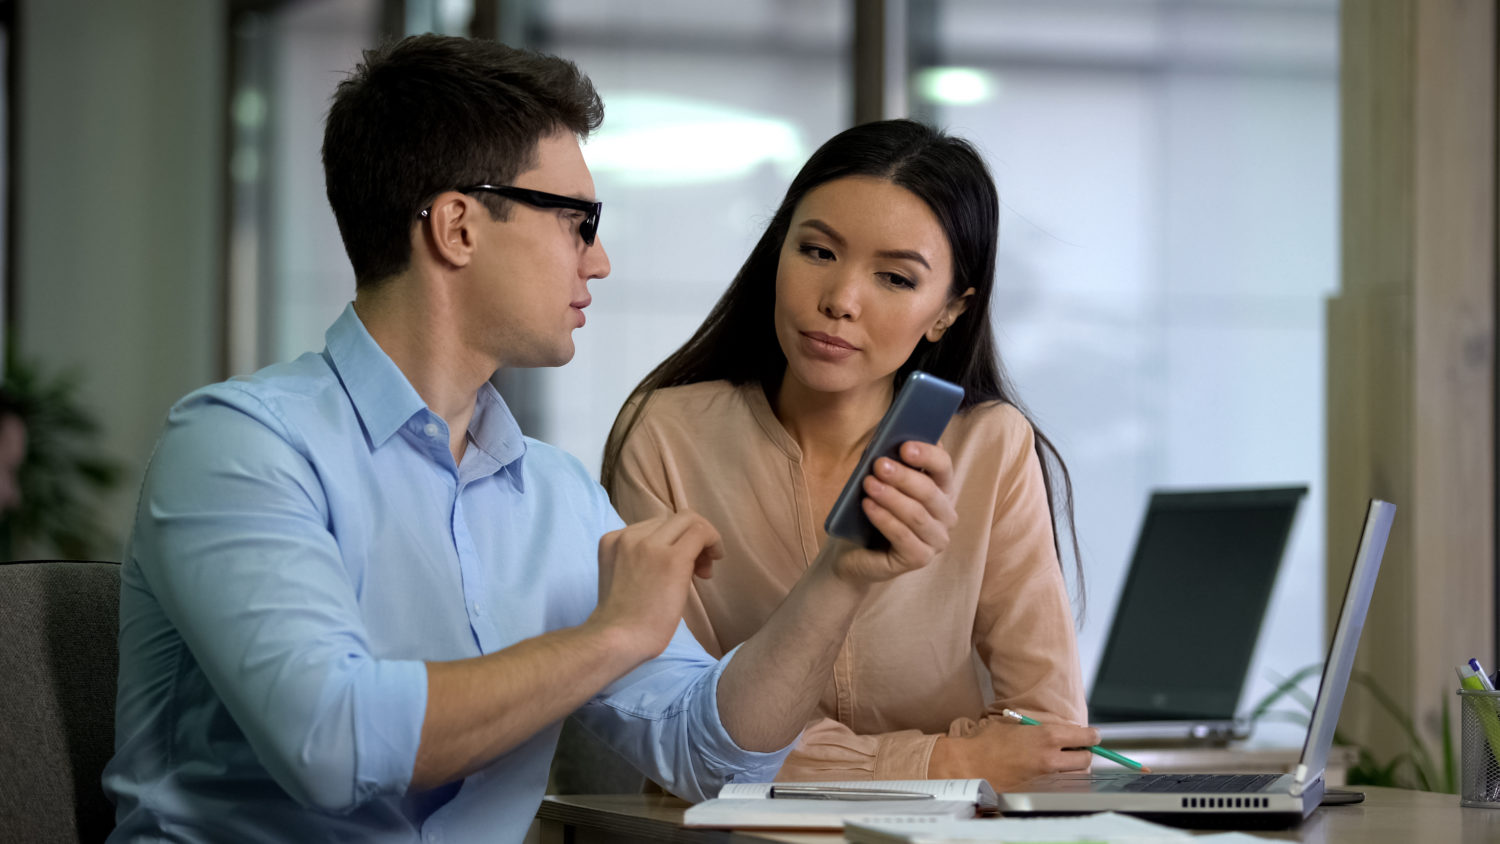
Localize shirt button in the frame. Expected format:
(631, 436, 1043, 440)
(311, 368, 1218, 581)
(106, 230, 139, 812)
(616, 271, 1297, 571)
(423, 422, 441, 438)
(473, 601, 482, 615)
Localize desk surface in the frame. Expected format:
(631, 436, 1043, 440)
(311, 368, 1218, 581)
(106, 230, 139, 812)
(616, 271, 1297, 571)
(536, 787, 1500, 843)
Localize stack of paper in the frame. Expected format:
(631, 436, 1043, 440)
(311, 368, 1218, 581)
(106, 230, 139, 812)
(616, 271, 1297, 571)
(846, 811, 1281, 844)
(682, 779, 994, 830)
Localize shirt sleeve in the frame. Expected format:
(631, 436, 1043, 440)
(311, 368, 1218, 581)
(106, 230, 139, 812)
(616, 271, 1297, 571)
(957, 413, 1088, 733)
(772, 718, 940, 781)
(129, 390, 428, 814)
(572, 633, 793, 801)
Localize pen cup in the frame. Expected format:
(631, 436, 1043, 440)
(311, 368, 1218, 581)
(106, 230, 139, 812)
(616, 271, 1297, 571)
(1459, 689, 1500, 808)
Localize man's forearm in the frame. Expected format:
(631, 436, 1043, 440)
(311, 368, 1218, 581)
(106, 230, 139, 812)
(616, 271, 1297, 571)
(411, 619, 644, 791)
(713, 545, 870, 752)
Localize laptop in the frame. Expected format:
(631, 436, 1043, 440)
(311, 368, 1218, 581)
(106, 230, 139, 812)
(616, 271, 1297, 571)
(1091, 486, 1308, 744)
(998, 498, 1395, 827)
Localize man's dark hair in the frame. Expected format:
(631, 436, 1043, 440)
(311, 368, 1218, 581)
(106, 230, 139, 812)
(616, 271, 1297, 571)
(323, 35, 604, 287)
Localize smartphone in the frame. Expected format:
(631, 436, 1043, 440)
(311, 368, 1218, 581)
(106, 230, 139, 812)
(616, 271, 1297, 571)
(1320, 788, 1365, 806)
(824, 371, 965, 550)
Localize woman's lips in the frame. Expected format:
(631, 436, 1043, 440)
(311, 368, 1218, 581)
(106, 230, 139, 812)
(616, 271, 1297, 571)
(801, 330, 858, 360)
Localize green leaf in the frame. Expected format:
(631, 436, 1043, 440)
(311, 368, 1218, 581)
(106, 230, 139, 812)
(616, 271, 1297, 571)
(1, 355, 124, 559)
(1249, 662, 1459, 793)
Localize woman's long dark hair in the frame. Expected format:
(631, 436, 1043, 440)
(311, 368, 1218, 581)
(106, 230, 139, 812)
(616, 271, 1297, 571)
(601, 119, 1082, 608)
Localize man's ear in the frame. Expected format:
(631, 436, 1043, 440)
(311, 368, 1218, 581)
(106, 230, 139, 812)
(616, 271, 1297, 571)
(926, 287, 975, 342)
(419, 193, 478, 269)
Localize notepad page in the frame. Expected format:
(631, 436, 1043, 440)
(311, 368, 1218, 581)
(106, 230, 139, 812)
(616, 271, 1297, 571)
(845, 811, 1193, 843)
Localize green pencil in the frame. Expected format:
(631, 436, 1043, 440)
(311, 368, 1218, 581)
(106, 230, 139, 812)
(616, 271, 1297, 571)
(1001, 708, 1152, 773)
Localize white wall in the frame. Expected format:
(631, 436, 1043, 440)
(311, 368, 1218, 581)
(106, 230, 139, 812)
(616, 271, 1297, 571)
(16, 0, 225, 555)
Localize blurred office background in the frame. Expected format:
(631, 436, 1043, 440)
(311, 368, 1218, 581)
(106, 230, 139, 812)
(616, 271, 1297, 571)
(2, 0, 1492, 772)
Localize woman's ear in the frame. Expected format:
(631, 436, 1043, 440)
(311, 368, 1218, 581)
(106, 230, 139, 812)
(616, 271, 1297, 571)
(926, 287, 975, 342)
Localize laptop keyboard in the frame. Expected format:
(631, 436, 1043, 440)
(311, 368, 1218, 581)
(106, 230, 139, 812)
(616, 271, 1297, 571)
(1116, 773, 1281, 794)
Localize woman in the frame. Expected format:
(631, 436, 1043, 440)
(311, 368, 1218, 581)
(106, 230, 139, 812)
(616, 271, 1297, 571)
(602, 119, 1094, 787)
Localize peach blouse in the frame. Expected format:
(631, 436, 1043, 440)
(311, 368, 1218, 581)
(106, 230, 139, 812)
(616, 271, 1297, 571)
(611, 380, 1086, 781)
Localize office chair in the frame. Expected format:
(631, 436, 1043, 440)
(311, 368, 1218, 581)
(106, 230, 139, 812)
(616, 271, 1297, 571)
(0, 561, 120, 844)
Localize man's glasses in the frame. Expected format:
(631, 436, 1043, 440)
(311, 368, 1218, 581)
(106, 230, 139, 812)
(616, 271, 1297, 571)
(420, 185, 602, 246)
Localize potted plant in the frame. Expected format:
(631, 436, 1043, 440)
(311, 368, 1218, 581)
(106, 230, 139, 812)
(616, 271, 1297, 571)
(0, 355, 123, 561)
(1249, 663, 1457, 793)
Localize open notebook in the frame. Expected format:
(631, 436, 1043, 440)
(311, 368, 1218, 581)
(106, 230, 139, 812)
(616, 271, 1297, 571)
(682, 779, 996, 830)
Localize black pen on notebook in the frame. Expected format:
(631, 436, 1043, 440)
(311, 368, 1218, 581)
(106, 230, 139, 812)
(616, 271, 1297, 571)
(767, 785, 934, 801)
(1000, 708, 1152, 773)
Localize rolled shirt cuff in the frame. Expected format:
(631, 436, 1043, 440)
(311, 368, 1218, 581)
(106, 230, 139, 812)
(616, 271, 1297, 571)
(350, 657, 429, 803)
(697, 643, 798, 784)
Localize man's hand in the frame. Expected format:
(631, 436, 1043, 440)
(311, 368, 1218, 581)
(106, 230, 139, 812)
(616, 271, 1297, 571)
(589, 512, 724, 664)
(828, 440, 959, 584)
(928, 719, 1099, 790)
(413, 512, 721, 791)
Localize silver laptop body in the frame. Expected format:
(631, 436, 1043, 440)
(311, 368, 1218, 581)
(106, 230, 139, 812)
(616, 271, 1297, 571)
(1090, 487, 1307, 745)
(999, 499, 1395, 826)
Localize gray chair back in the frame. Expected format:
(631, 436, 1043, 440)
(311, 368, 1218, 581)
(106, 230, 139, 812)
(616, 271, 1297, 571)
(0, 561, 120, 844)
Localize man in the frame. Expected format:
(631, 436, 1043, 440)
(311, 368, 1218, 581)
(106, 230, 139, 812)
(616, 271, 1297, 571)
(104, 35, 961, 843)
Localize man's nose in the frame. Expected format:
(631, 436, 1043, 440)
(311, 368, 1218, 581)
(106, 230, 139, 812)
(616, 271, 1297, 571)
(584, 237, 611, 280)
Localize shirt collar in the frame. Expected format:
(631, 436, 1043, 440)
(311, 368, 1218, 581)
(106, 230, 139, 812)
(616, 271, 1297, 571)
(325, 304, 528, 472)
(469, 381, 528, 472)
(324, 303, 429, 449)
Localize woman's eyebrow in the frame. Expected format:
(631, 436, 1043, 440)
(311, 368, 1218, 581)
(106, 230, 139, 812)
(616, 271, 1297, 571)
(875, 248, 930, 270)
(798, 218, 846, 246)
(799, 218, 931, 269)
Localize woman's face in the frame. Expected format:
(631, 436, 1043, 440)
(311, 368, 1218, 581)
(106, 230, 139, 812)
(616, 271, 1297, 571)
(773, 176, 970, 398)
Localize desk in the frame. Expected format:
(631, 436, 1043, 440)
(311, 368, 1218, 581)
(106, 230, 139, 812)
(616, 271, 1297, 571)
(536, 787, 1500, 843)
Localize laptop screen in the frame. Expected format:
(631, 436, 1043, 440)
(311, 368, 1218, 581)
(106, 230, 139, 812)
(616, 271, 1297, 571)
(1295, 499, 1393, 786)
(1090, 487, 1307, 722)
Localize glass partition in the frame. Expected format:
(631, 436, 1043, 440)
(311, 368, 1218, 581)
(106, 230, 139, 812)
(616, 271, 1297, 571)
(525, 0, 851, 466)
(920, 0, 1339, 742)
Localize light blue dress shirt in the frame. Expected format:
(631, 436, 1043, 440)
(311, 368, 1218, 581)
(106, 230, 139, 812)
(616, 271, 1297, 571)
(104, 305, 790, 843)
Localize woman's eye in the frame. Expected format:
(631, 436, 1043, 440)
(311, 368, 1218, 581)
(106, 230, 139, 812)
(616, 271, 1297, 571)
(798, 243, 835, 261)
(881, 272, 916, 290)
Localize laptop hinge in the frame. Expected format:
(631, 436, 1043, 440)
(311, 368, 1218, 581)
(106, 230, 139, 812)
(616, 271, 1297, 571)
(1288, 764, 1320, 797)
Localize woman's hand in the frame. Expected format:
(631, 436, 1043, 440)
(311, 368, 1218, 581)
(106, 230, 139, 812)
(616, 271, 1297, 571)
(927, 719, 1100, 790)
(827, 440, 959, 585)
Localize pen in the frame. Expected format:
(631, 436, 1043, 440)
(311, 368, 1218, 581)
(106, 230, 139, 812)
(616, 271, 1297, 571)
(1457, 661, 1500, 763)
(767, 785, 934, 801)
(1000, 708, 1152, 773)
(1469, 659, 1497, 691)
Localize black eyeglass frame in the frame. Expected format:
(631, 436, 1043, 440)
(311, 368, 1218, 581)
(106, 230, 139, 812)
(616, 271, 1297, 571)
(420, 184, 602, 246)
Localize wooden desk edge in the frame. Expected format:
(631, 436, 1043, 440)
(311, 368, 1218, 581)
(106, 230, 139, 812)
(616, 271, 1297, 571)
(537, 786, 1495, 843)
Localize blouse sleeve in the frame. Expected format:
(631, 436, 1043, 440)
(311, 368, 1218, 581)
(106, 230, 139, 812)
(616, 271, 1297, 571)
(609, 400, 727, 659)
(952, 411, 1088, 736)
(774, 718, 940, 782)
